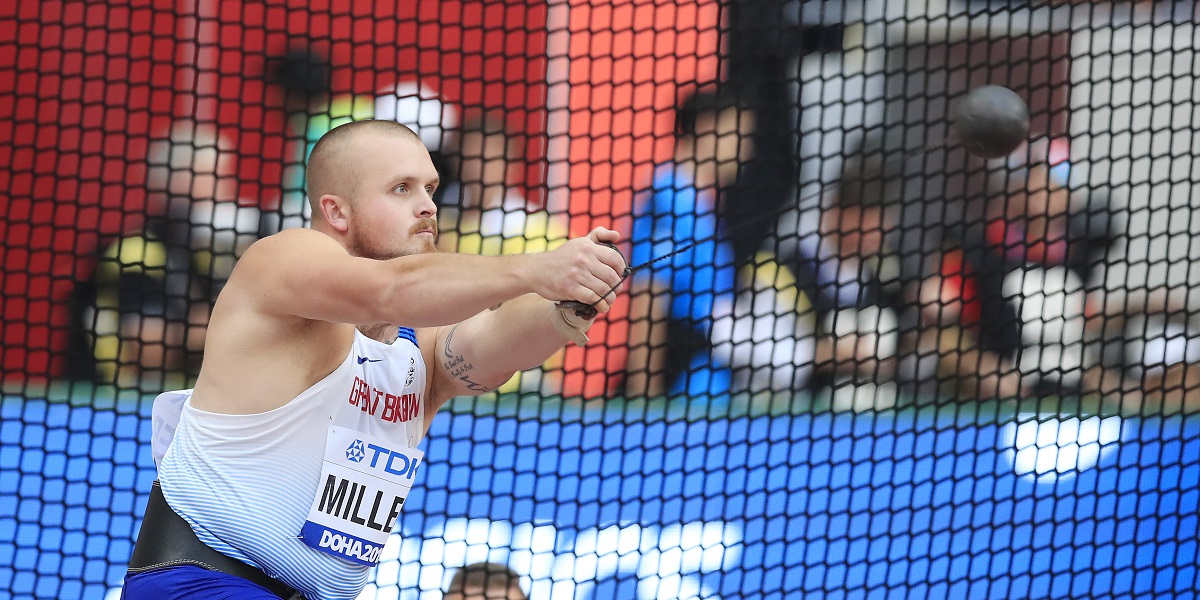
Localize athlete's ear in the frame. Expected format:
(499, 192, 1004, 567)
(319, 194, 351, 233)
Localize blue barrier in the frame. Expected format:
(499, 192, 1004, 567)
(2, 396, 1198, 599)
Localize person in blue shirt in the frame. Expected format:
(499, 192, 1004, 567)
(624, 88, 755, 397)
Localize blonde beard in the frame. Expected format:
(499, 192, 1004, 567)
(347, 230, 438, 260)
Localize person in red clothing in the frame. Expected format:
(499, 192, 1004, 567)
(818, 137, 1029, 403)
(940, 137, 1121, 398)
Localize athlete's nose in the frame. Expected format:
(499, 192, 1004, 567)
(416, 188, 437, 219)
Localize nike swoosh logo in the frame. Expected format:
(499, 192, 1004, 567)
(357, 356, 382, 364)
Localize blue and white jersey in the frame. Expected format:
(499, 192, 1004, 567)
(156, 327, 426, 600)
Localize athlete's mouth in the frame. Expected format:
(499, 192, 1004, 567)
(410, 218, 438, 238)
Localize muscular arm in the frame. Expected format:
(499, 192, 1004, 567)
(422, 228, 628, 411)
(231, 228, 623, 328)
(425, 295, 587, 407)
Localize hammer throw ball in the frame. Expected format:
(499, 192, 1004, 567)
(952, 85, 1031, 159)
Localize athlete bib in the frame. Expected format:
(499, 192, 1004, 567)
(299, 425, 424, 566)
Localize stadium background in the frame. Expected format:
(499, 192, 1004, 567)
(2, 1, 1199, 599)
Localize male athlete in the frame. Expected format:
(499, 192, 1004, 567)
(122, 119, 626, 599)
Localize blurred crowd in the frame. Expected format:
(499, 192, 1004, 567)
(622, 83, 1199, 414)
(66, 1, 1200, 415)
(66, 79, 1200, 416)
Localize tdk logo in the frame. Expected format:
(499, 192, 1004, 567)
(347, 443, 421, 479)
(346, 440, 366, 462)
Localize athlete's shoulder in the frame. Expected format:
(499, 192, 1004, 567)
(230, 229, 343, 274)
(210, 229, 334, 317)
(250, 227, 340, 253)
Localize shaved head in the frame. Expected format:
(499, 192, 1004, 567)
(306, 120, 424, 211)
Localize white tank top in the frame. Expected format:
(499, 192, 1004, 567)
(157, 327, 427, 600)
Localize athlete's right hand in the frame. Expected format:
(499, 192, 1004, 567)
(528, 227, 627, 314)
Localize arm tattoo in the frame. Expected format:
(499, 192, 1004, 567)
(442, 324, 495, 393)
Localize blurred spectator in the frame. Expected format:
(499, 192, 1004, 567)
(968, 137, 1116, 396)
(625, 87, 818, 398)
(443, 562, 526, 600)
(812, 158, 900, 400)
(819, 137, 1028, 402)
(814, 146, 913, 408)
(994, 137, 1199, 414)
(981, 138, 1200, 412)
(435, 110, 563, 256)
(82, 237, 189, 390)
(75, 122, 257, 389)
(432, 110, 570, 395)
(721, 0, 849, 266)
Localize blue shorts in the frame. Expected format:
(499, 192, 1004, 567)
(121, 565, 282, 599)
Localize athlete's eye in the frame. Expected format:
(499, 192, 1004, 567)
(394, 184, 408, 194)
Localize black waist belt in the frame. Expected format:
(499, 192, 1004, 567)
(128, 480, 302, 600)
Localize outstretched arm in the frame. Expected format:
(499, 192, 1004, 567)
(424, 229, 626, 410)
(428, 296, 576, 397)
(231, 227, 625, 328)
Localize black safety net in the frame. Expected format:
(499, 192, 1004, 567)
(2, 2, 1199, 598)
